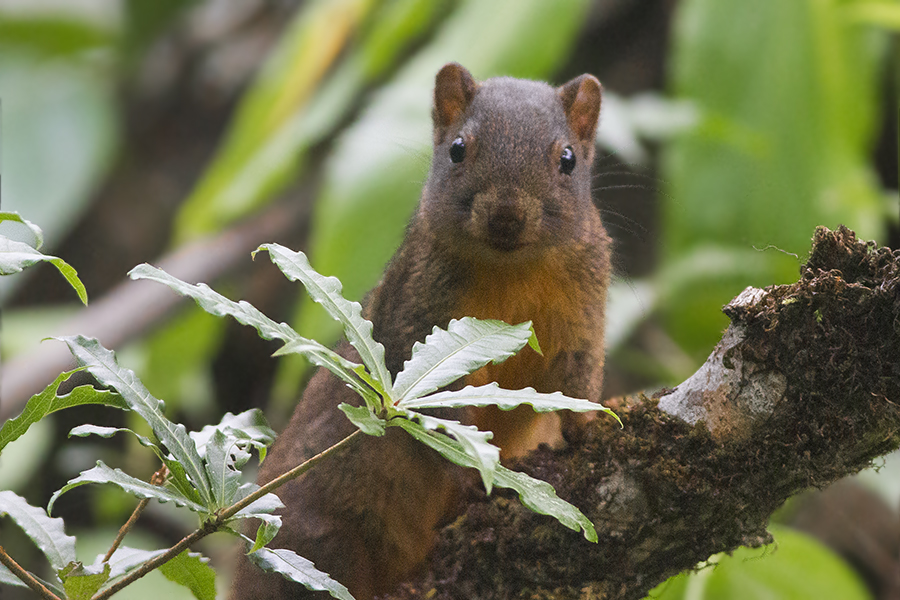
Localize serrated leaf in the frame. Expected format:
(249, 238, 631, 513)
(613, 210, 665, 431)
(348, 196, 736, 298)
(257, 243, 391, 394)
(394, 419, 597, 542)
(48, 461, 207, 516)
(60, 562, 110, 600)
(393, 318, 534, 402)
(0, 211, 44, 248)
(69, 424, 159, 452)
(66, 424, 198, 501)
(129, 264, 371, 402)
(0, 369, 127, 453)
(273, 339, 379, 410)
(398, 411, 499, 493)
(204, 429, 242, 509)
(248, 547, 354, 600)
(0, 236, 87, 303)
(338, 403, 386, 436)
(404, 383, 622, 426)
(0, 490, 77, 571)
(190, 410, 275, 460)
(232, 483, 285, 518)
(58, 335, 212, 506)
(493, 464, 598, 542)
(247, 515, 283, 554)
(158, 550, 217, 600)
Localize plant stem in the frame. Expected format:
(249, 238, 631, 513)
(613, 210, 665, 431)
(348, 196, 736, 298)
(103, 466, 167, 563)
(91, 524, 213, 600)
(220, 429, 363, 520)
(0, 546, 63, 600)
(90, 429, 363, 598)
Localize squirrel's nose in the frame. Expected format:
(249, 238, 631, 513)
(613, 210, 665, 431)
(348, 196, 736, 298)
(487, 204, 526, 251)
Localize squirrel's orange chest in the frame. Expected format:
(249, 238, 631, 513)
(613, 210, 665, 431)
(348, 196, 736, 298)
(452, 255, 585, 457)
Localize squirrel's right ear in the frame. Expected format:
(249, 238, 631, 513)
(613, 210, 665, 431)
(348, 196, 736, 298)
(558, 74, 602, 144)
(433, 63, 477, 143)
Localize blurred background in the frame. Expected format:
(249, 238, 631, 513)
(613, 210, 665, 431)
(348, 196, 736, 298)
(0, 0, 897, 598)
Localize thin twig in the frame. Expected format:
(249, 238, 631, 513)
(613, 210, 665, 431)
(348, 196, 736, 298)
(220, 429, 363, 521)
(103, 498, 149, 563)
(0, 546, 63, 600)
(103, 466, 169, 563)
(91, 523, 214, 600)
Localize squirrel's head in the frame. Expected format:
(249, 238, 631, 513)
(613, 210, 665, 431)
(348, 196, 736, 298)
(421, 62, 602, 263)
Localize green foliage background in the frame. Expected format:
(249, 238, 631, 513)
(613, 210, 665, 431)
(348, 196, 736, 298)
(0, 0, 897, 599)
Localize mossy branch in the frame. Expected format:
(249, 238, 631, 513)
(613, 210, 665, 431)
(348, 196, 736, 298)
(383, 226, 900, 600)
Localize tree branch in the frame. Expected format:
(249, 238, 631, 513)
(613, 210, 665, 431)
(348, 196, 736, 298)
(0, 546, 63, 600)
(385, 226, 900, 600)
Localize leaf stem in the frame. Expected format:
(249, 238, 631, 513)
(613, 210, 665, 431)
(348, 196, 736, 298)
(103, 466, 167, 563)
(0, 546, 63, 600)
(220, 429, 363, 521)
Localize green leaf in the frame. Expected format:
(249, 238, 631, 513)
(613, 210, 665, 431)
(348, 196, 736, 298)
(0, 52, 116, 306)
(844, 2, 900, 30)
(247, 547, 355, 600)
(0, 368, 126, 453)
(68, 424, 164, 461)
(228, 482, 286, 549)
(644, 525, 869, 600)
(48, 461, 207, 515)
(273, 339, 379, 410)
(58, 335, 213, 506)
(189, 410, 275, 461)
(338, 403, 386, 436)
(257, 243, 391, 393)
(60, 562, 110, 600)
(0, 211, 44, 247)
(493, 465, 597, 543)
(231, 483, 285, 519)
(393, 318, 533, 402)
(129, 264, 371, 402)
(0, 490, 77, 571)
(404, 383, 621, 426)
(158, 550, 217, 600)
(397, 412, 499, 494)
(394, 420, 597, 542)
(0, 236, 88, 303)
(247, 515, 283, 554)
(174, 0, 379, 241)
(662, 0, 886, 357)
(203, 429, 242, 509)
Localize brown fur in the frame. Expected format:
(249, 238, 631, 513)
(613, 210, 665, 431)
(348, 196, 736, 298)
(230, 63, 611, 599)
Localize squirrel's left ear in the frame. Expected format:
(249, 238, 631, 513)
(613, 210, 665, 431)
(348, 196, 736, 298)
(558, 74, 602, 144)
(433, 63, 478, 144)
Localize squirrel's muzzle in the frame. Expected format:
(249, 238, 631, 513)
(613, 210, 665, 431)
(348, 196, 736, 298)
(486, 203, 527, 251)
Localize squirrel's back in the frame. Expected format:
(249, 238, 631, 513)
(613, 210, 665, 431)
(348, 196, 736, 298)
(231, 63, 610, 599)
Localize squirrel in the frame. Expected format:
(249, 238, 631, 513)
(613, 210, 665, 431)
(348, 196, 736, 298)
(230, 63, 611, 600)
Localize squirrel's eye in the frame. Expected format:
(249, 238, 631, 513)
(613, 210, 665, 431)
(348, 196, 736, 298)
(450, 137, 466, 163)
(559, 146, 576, 175)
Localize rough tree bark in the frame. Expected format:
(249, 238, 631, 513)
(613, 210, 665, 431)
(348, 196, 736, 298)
(384, 226, 900, 600)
